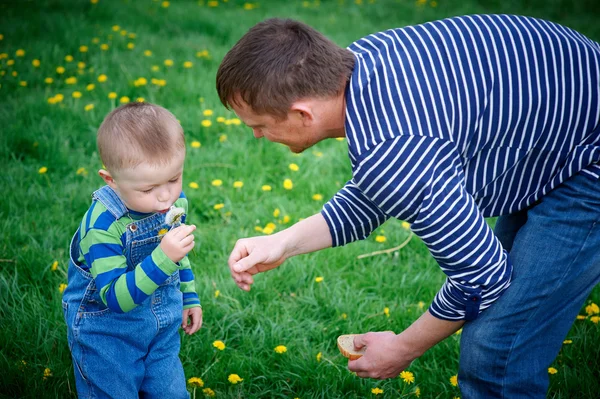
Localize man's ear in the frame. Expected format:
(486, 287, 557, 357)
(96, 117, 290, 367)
(290, 100, 314, 126)
(98, 169, 117, 189)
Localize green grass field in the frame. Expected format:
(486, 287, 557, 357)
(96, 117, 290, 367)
(1, 0, 599, 398)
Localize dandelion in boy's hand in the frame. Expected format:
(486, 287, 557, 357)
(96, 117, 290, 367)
(165, 206, 185, 226)
(449, 375, 458, 386)
(371, 388, 383, 395)
(548, 367, 558, 374)
(274, 345, 287, 354)
(187, 377, 204, 387)
(400, 370, 414, 384)
(213, 340, 226, 350)
(228, 374, 243, 384)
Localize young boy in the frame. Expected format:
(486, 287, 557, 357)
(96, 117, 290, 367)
(62, 102, 201, 398)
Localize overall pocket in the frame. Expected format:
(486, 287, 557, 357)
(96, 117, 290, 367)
(130, 235, 162, 267)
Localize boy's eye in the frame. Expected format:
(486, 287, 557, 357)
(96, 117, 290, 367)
(169, 177, 179, 183)
(142, 188, 153, 193)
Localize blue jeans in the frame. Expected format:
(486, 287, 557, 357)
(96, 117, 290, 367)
(459, 172, 600, 398)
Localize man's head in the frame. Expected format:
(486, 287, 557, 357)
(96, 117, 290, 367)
(216, 18, 355, 120)
(97, 102, 186, 213)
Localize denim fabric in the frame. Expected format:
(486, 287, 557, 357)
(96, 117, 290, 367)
(62, 186, 189, 399)
(458, 172, 600, 398)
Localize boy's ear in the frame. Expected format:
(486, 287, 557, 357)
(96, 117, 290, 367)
(98, 169, 117, 189)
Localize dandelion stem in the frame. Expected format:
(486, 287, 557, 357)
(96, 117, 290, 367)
(357, 233, 413, 259)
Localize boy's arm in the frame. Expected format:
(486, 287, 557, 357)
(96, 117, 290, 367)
(178, 255, 201, 309)
(82, 228, 181, 313)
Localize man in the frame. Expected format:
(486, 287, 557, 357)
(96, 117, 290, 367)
(216, 15, 600, 398)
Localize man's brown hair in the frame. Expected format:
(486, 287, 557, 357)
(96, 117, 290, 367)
(97, 102, 185, 173)
(217, 18, 355, 119)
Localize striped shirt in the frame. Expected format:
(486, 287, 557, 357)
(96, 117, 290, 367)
(77, 193, 200, 313)
(321, 14, 600, 321)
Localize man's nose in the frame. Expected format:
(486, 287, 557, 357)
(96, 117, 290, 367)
(252, 129, 263, 138)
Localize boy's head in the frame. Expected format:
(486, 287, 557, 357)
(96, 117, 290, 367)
(97, 102, 186, 214)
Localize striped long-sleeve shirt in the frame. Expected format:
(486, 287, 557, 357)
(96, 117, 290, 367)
(77, 193, 201, 313)
(321, 14, 600, 321)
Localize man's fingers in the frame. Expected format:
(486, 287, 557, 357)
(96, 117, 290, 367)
(228, 241, 249, 267)
(233, 251, 265, 273)
(353, 334, 368, 350)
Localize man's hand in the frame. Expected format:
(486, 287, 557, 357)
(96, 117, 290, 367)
(182, 307, 202, 335)
(160, 224, 196, 263)
(228, 235, 288, 291)
(347, 331, 417, 379)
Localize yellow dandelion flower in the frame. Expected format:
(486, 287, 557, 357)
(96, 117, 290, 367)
(214, 289, 220, 298)
(97, 74, 107, 82)
(312, 194, 323, 201)
(213, 340, 226, 350)
(64, 55, 73, 62)
(336, 137, 345, 141)
(316, 352, 322, 362)
(282, 215, 290, 224)
(341, 313, 347, 319)
(315, 276, 324, 283)
(16, 49, 25, 57)
(274, 345, 287, 354)
(585, 303, 599, 315)
(112, 25, 120, 31)
(158, 228, 168, 236)
(230, 118, 241, 125)
(77, 62, 86, 70)
(100, 43, 109, 51)
(38, 166, 48, 174)
(144, 50, 153, 57)
(92, 37, 99, 43)
(31, 59, 41, 67)
(56, 66, 65, 74)
(54, 93, 64, 102)
(78, 45, 88, 52)
(208, 0, 218, 6)
(134, 77, 148, 86)
(449, 375, 458, 387)
(85, 104, 94, 111)
(191, 141, 201, 148)
(233, 181, 243, 188)
(108, 92, 117, 99)
(254, 226, 264, 233)
(576, 315, 586, 320)
(76, 167, 88, 176)
(371, 388, 383, 395)
(127, 43, 135, 49)
(289, 163, 299, 171)
(119, 29, 127, 36)
(415, 387, 421, 397)
(11, 71, 17, 77)
(151, 65, 159, 71)
(455, 328, 462, 335)
(6, 59, 14, 66)
(216, 116, 226, 123)
(201, 120, 212, 127)
(263, 226, 274, 235)
(19, 81, 27, 87)
(283, 179, 293, 190)
(203, 388, 215, 397)
(43, 367, 52, 379)
(164, 59, 174, 67)
(187, 377, 204, 387)
(375, 235, 386, 243)
(384, 307, 390, 317)
(219, 134, 227, 143)
(65, 76, 77, 85)
(119, 96, 130, 104)
(202, 109, 214, 117)
(214, 203, 225, 210)
(189, 182, 199, 189)
(45, 77, 53, 84)
(58, 283, 67, 293)
(400, 370, 414, 384)
(563, 339, 573, 344)
(228, 374, 243, 384)
(0, 35, 3, 41)
(211, 179, 223, 187)
(72, 91, 82, 99)
(51, 261, 59, 271)
(591, 316, 600, 324)
(272, 208, 281, 218)
(183, 61, 193, 68)
(162, 1, 170, 7)
(262, 185, 272, 191)
(196, 50, 210, 58)
(86, 83, 95, 91)
(548, 367, 558, 374)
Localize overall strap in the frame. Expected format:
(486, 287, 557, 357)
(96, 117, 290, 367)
(91, 185, 129, 220)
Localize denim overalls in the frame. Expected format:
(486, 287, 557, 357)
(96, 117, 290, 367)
(62, 186, 189, 399)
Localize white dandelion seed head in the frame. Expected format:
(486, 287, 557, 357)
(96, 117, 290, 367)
(165, 206, 186, 226)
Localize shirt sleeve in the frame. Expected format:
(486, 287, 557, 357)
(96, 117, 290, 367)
(321, 180, 390, 247)
(81, 227, 180, 314)
(178, 255, 201, 309)
(353, 135, 513, 321)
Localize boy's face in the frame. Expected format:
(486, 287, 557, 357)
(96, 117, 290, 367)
(103, 150, 185, 214)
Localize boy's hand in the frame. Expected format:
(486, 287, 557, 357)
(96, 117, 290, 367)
(182, 307, 203, 335)
(161, 224, 196, 263)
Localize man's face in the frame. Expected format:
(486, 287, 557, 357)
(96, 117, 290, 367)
(231, 99, 317, 153)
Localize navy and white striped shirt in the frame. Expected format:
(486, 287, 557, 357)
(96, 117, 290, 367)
(321, 14, 600, 321)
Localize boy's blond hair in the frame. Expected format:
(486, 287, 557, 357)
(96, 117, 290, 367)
(97, 102, 185, 173)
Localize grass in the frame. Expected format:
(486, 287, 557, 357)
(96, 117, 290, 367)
(1, 0, 599, 398)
